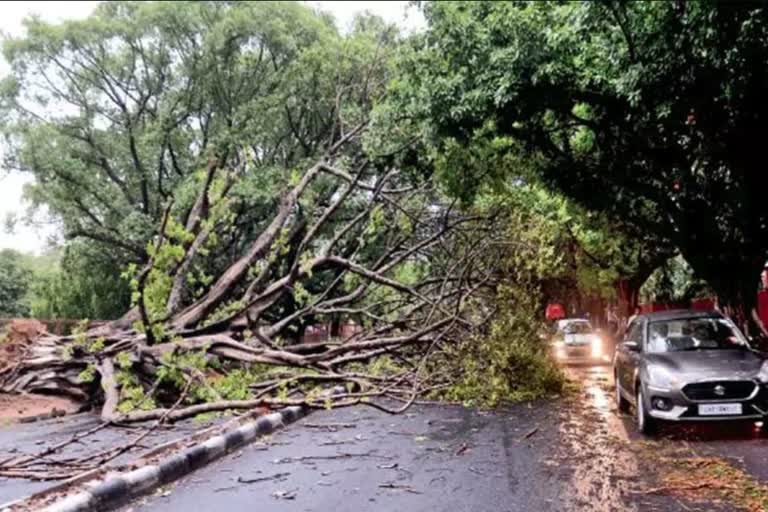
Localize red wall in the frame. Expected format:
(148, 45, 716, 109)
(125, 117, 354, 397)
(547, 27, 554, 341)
(642, 294, 768, 329)
(758, 290, 768, 328)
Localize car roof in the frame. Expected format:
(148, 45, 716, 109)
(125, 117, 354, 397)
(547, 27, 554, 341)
(637, 309, 723, 323)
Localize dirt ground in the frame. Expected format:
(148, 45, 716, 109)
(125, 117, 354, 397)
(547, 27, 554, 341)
(0, 393, 80, 421)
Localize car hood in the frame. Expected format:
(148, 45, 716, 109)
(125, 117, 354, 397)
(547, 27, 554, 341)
(645, 350, 765, 379)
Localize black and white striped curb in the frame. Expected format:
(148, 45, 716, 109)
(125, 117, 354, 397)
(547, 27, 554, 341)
(42, 406, 307, 512)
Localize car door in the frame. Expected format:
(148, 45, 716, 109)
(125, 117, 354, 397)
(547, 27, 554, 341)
(617, 320, 643, 393)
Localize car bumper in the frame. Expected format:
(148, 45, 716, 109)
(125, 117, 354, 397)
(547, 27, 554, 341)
(555, 345, 601, 360)
(643, 382, 768, 422)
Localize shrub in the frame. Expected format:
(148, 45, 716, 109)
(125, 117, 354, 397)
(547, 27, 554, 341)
(439, 284, 565, 407)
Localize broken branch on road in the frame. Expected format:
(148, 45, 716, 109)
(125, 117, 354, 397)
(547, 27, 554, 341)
(237, 472, 291, 484)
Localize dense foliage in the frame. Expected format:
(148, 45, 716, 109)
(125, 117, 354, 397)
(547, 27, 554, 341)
(1, 1, 401, 319)
(639, 255, 713, 306)
(0, 1, 556, 416)
(29, 243, 131, 319)
(387, 1, 768, 329)
(0, 249, 31, 316)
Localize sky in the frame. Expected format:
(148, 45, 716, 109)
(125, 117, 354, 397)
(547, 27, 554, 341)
(0, 1, 425, 254)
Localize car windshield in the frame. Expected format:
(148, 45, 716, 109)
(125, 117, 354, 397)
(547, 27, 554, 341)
(562, 322, 591, 334)
(646, 317, 749, 353)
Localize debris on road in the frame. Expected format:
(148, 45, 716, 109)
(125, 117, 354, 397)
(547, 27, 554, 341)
(273, 450, 392, 465)
(378, 482, 422, 494)
(522, 427, 539, 440)
(303, 423, 356, 432)
(271, 488, 297, 500)
(237, 472, 290, 484)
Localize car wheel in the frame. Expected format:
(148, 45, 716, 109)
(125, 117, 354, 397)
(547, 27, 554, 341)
(615, 375, 631, 414)
(636, 386, 657, 436)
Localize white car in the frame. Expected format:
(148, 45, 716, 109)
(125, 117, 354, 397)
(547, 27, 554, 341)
(553, 319, 603, 360)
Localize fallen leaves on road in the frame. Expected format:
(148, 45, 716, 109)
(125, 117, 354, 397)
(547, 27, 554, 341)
(631, 446, 768, 512)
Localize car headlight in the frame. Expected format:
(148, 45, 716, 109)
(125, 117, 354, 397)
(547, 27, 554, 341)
(590, 334, 602, 357)
(757, 361, 768, 383)
(647, 367, 680, 390)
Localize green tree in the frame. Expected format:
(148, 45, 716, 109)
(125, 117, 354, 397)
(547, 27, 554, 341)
(640, 255, 713, 305)
(1, 1, 397, 315)
(387, 1, 768, 331)
(0, 248, 31, 316)
(1, 1, 385, 262)
(30, 243, 131, 319)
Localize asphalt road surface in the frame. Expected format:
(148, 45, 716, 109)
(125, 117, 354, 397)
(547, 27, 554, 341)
(0, 413, 224, 505)
(122, 358, 768, 512)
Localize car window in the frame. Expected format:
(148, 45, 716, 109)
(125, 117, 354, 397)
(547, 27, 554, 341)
(562, 322, 592, 334)
(625, 321, 643, 345)
(647, 316, 748, 353)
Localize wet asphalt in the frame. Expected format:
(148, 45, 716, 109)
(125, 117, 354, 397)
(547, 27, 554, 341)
(0, 413, 222, 505)
(122, 359, 745, 512)
(6, 357, 768, 511)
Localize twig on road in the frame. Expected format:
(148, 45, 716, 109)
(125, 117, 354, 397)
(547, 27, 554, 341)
(454, 442, 470, 455)
(237, 472, 291, 484)
(304, 422, 356, 431)
(273, 451, 392, 464)
(378, 482, 422, 494)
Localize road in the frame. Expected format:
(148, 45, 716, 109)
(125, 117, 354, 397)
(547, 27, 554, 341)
(122, 357, 768, 512)
(0, 413, 225, 505)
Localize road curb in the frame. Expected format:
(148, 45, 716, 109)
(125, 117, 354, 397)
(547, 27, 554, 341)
(40, 406, 308, 512)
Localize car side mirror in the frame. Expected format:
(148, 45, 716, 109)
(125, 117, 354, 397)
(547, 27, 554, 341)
(623, 341, 639, 352)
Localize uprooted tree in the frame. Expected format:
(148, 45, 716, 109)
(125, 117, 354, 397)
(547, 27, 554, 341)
(0, 2, 517, 425)
(0, 125, 500, 422)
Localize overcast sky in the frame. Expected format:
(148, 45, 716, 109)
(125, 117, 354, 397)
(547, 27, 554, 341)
(0, 1, 424, 254)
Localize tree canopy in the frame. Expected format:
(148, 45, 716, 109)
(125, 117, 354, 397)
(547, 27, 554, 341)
(385, 1, 768, 326)
(0, 249, 31, 316)
(1, 1, 392, 265)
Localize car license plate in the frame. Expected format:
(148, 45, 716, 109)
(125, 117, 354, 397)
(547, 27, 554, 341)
(698, 403, 742, 416)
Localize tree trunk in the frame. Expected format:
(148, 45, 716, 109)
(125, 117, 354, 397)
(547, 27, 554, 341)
(713, 262, 767, 340)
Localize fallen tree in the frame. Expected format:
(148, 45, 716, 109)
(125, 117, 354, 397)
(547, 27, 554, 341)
(0, 2, 564, 437)
(0, 122, 502, 423)
(0, 2, 503, 422)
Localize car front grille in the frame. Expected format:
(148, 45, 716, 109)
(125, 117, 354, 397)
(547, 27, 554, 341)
(682, 380, 757, 401)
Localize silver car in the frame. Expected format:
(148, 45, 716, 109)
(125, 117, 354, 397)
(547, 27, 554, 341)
(553, 318, 604, 361)
(614, 310, 768, 435)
